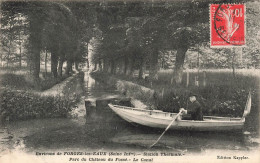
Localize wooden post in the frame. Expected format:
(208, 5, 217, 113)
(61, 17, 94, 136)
(45, 50, 48, 75)
(170, 77, 174, 85)
(240, 47, 243, 68)
(195, 76, 199, 87)
(196, 44, 200, 87)
(186, 70, 189, 87)
(161, 88, 165, 98)
(231, 48, 236, 78)
(203, 71, 206, 87)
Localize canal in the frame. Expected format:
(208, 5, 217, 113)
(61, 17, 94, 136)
(0, 72, 259, 157)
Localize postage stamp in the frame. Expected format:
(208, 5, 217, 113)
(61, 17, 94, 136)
(210, 4, 246, 47)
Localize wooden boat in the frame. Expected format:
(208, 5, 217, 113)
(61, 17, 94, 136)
(108, 93, 251, 132)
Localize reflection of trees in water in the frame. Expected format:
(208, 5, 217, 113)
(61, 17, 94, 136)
(112, 126, 248, 151)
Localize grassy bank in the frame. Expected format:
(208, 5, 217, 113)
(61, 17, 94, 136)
(0, 72, 85, 121)
(91, 72, 156, 107)
(0, 72, 69, 91)
(91, 70, 259, 117)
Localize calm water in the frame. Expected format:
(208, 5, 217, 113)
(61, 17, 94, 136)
(0, 72, 259, 155)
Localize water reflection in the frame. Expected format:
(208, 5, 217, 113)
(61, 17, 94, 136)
(95, 107, 256, 152)
(84, 72, 96, 89)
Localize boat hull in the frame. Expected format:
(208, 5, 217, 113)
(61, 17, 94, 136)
(108, 104, 245, 132)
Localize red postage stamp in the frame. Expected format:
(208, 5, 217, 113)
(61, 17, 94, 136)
(210, 4, 245, 47)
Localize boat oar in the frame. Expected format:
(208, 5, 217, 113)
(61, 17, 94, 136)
(149, 111, 182, 148)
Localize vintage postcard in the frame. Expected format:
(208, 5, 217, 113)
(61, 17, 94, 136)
(0, 0, 259, 163)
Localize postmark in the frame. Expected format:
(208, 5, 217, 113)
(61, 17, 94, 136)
(210, 4, 245, 47)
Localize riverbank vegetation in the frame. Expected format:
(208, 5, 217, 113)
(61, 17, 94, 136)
(91, 70, 259, 118)
(1, 71, 69, 91)
(0, 72, 84, 121)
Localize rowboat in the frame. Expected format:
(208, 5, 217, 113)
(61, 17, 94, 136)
(108, 93, 252, 132)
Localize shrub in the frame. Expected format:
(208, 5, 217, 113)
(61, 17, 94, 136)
(0, 88, 72, 120)
(0, 72, 85, 121)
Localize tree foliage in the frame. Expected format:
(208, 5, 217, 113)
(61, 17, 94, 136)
(1, 0, 259, 83)
(1, 1, 93, 80)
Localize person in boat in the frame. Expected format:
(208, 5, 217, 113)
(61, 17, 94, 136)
(179, 94, 203, 121)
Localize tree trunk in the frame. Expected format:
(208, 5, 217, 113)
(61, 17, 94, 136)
(94, 63, 97, 70)
(75, 62, 79, 71)
(111, 60, 115, 74)
(28, 15, 42, 80)
(203, 71, 206, 87)
(230, 48, 237, 78)
(232, 54, 236, 78)
(161, 52, 165, 69)
(51, 53, 58, 78)
(58, 55, 64, 77)
(7, 23, 12, 68)
(86, 42, 89, 69)
(103, 58, 108, 72)
(124, 56, 128, 75)
(174, 47, 188, 84)
(71, 62, 74, 72)
(18, 15, 22, 68)
(69, 41, 80, 73)
(27, 55, 31, 73)
(66, 60, 73, 75)
(7, 39, 11, 68)
(149, 49, 159, 80)
(31, 45, 41, 80)
(98, 59, 102, 71)
(86, 59, 90, 69)
(58, 60, 63, 77)
(119, 58, 125, 74)
(127, 57, 134, 77)
(195, 45, 200, 86)
(186, 70, 189, 87)
(0, 53, 2, 67)
(19, 42, 22, 68)
(126, 59, 130, 75)
(126, 57, 131, 75)
(139, 57, 146, 79)
(45, 50, 48, 75)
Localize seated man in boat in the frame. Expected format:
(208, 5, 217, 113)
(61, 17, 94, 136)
(179, 94, 203, 121)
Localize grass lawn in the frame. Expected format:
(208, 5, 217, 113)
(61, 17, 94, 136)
(0, 67, 69, 91)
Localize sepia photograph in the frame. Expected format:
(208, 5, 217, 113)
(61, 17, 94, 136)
(0, 0, 259, 162)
